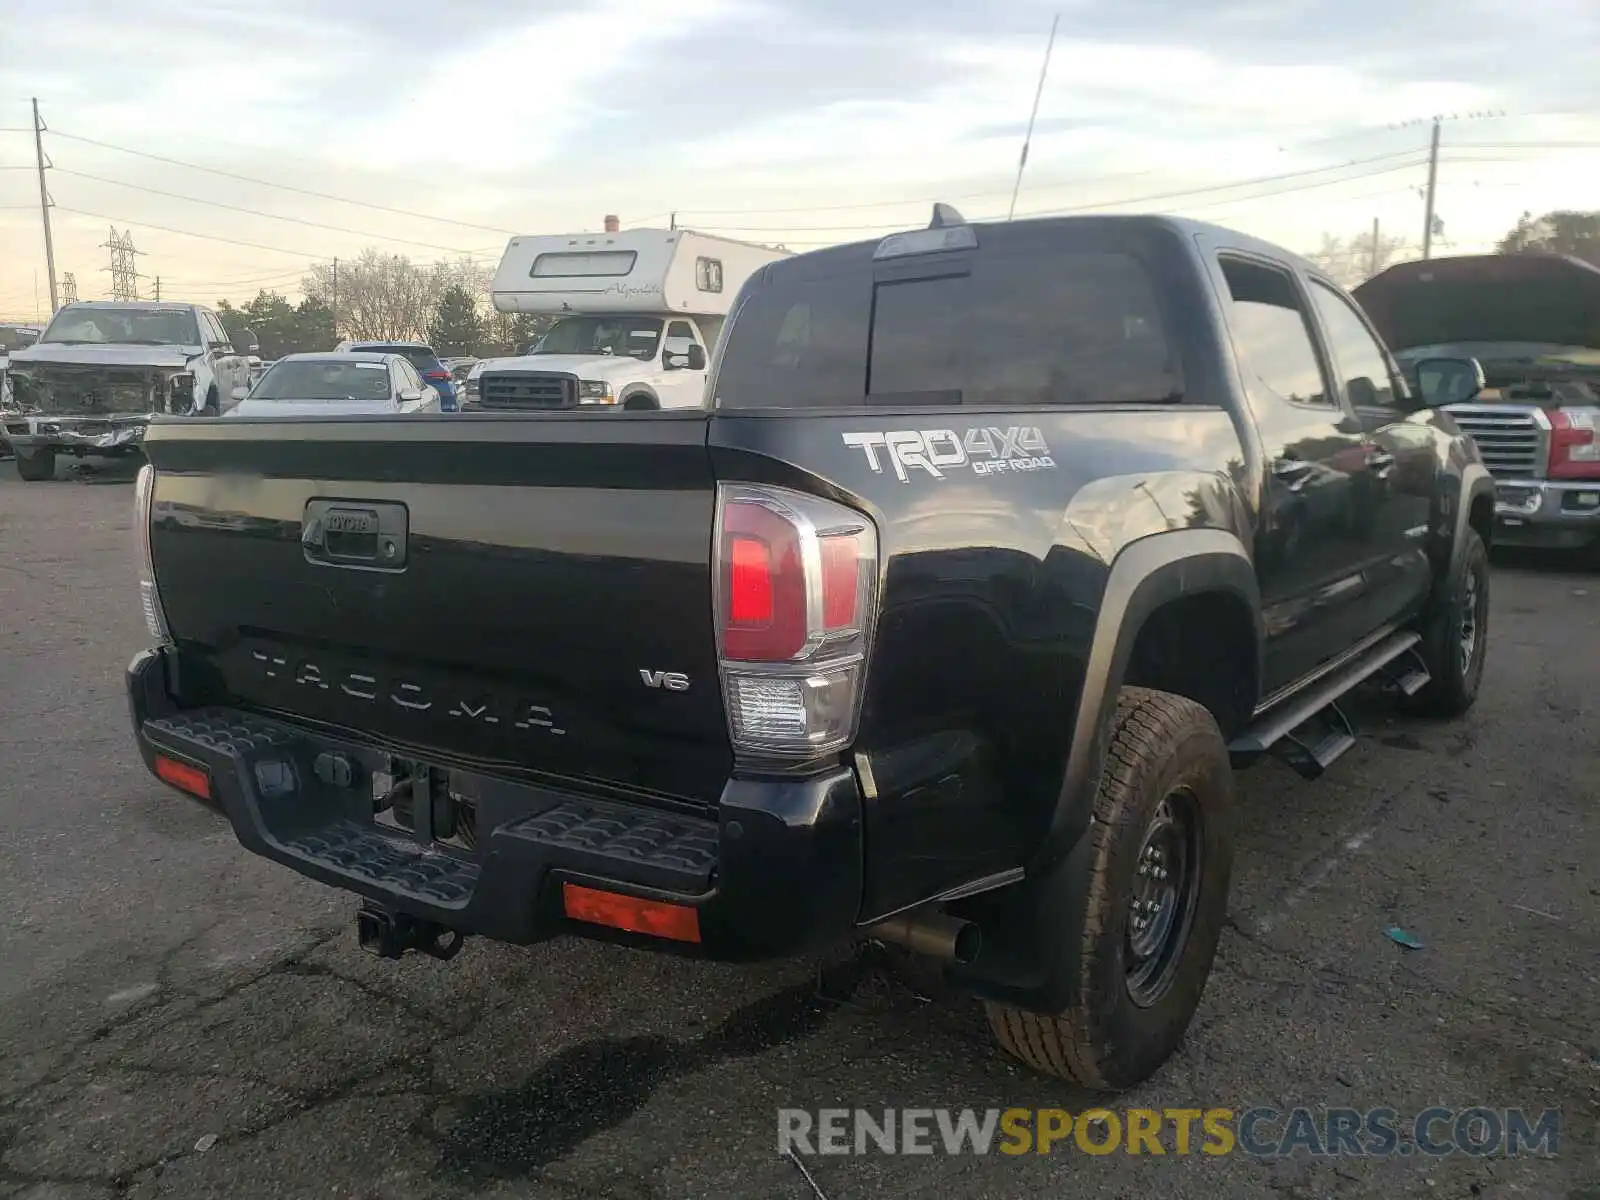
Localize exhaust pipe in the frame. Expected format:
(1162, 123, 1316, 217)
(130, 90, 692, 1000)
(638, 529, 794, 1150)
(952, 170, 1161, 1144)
(865, 910, 982, 965)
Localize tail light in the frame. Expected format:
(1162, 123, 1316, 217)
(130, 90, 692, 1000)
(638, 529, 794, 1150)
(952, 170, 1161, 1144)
(134, 463, 172, 644)
(424, 368, 451, 382)
(1548, 407, 1600, 480)
(714, 484, 879, 759)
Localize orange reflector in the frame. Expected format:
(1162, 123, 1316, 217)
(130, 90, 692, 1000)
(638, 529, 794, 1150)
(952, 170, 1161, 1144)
(153, 754, 211, 800)
(562, 883, 701, 944)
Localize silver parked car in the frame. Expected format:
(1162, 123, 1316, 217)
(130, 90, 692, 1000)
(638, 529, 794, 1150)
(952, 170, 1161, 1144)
(225, 352, 441, 417)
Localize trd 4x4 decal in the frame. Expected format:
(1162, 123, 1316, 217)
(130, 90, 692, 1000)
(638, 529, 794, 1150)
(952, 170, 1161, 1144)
(842, 427, 1056, 482)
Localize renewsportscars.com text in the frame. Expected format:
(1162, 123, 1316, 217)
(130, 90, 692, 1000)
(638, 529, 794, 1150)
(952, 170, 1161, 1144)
(777, 1106, 1561, 1159)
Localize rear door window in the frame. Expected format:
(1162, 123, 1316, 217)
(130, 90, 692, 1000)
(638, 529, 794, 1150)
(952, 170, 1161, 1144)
(715, 246, 1180, 409)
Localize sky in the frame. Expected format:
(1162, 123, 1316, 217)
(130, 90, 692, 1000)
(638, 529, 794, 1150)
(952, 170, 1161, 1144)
(2, 0, 1598, 320)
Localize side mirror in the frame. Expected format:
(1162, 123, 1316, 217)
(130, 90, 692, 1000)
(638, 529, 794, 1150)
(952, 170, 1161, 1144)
(230, 385, 249, 403)
(1410, 356, 1485, 408)
(686, 344, 707, 372)
(398, 387, 423, 402)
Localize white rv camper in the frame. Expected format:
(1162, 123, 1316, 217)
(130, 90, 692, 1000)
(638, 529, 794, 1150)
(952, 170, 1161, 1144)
(472, 227, 789, 411)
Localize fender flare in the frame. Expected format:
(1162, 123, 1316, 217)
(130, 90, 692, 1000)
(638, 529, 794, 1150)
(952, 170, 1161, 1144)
(1449, 462, 1496, 577)
(1036, 528, 1261, 873)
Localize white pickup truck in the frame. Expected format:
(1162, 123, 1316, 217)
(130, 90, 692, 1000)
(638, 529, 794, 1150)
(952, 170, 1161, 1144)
(4, 302, 256, 481)
(465, 227, 788, 411)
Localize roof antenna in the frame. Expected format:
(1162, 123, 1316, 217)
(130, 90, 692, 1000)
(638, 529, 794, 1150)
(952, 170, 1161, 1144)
(1008, 13, 1061, 221)
(930, 203, 966, 228)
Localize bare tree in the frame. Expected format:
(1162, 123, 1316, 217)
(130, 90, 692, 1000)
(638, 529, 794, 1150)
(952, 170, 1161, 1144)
(301, 251, 494, 342)
(1304, 228, 1410, 287)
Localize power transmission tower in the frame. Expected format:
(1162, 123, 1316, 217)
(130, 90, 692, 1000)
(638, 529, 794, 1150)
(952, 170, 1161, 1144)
(152, 277, 161, 301)
(32, 98, 58, 313)
(60, 272, 78, 304)
(102, 227, 142, 300)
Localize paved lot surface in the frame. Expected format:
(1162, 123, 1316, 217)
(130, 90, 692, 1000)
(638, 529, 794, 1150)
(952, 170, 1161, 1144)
(1, 458, 1597, 1200)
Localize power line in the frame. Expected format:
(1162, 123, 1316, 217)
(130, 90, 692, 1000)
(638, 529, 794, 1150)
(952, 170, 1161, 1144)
(52, 167, 492, 255)
(692, 151, 1429, 233)
(652, 129, 1595, 223)
(733, 160, 1439, 247)
(56, 204, 332, 259)
(47, 129, 517, 235)
(1019, 153, 1430, 218)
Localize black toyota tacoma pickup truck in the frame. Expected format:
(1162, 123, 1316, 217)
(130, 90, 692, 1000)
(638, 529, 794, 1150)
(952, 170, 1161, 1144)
(127, 209, 1495, 1091)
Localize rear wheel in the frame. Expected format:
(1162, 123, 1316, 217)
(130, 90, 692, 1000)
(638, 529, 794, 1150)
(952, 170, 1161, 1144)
(984, 687, 1234, 1091)
(622, 392, 658, 411)
(15, 447, 55, 482)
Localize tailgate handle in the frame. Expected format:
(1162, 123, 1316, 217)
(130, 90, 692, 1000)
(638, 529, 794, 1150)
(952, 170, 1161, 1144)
(302, 500, 408, 571)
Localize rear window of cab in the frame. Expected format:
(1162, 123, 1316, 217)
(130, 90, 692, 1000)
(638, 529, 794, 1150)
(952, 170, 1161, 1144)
(712, 231, 1182, 410)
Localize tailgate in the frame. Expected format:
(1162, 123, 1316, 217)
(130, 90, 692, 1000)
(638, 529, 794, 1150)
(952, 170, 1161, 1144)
(142, 413, 731, 803)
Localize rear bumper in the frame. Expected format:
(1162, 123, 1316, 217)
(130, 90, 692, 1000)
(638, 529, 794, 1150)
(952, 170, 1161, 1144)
(1491, 478, 1600, 548)
(126, 648, 863, 960)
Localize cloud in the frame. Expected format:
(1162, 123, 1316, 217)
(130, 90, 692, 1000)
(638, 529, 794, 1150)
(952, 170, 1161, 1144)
(343, 0, 749, 171)
(0, 0, 1597, 316)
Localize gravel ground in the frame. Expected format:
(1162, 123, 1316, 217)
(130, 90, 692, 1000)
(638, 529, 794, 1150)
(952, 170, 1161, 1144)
(1, 458, 1596, 1200)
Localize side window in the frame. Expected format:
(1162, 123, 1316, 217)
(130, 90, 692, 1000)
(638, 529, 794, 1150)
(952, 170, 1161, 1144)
(397, 360, 422, 391)
(1219, 257, 1330, 407)
(664, 319, 700, 365)
(1309, 280, 1398, 409)
(199, 313, 220, 346)
(695, 257, 723, 293)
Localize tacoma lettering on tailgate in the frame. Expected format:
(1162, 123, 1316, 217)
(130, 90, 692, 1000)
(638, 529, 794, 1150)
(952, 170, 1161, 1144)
(248, 649, 566, 734)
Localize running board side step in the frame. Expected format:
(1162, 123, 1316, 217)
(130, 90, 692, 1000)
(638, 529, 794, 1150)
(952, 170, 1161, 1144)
(1377, 645, 1431, 697)
(1229, 631, 1427, 779)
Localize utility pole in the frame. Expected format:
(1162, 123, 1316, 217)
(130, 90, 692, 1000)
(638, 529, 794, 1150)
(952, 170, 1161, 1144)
(1369, 217, 1380, 277)
(669, 212, 677, 231)
(1421, 116, 1441, 260)
(32, 98, 58, 314)
(152, 276, 161, 301)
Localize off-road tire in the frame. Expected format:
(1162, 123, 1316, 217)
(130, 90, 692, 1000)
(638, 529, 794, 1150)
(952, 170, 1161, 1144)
(1407, 528, 1489, 717)
(15, 447, 55, 482)
(984, 687, 1234, 1091)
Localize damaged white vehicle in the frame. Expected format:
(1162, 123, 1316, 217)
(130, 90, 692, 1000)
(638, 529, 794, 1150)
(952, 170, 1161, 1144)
(3, 301, 254, 482)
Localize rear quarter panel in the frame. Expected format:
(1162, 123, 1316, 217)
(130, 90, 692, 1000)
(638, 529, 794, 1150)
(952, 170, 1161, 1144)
(710, 402, 1251, 920)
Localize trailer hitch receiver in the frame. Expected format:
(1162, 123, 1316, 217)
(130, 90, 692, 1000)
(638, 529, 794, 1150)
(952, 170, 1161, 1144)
(355, 904, 466, 961)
